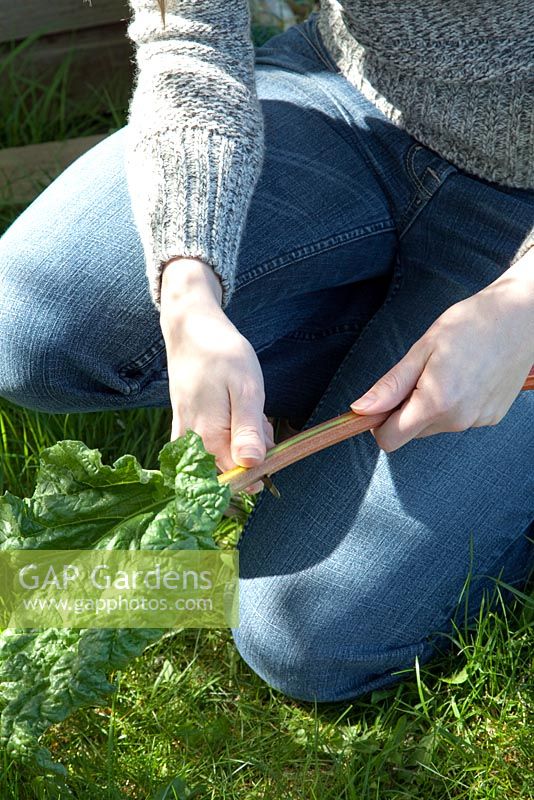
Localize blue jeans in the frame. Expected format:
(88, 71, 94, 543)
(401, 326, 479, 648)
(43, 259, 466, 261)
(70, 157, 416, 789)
(1, 13, 533, 702)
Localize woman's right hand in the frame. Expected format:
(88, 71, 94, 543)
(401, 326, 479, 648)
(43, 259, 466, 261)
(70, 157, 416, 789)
(159, 257, 275, 494)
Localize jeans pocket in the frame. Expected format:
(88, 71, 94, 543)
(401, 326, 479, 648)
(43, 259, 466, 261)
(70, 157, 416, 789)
(398, 142, 458, 238)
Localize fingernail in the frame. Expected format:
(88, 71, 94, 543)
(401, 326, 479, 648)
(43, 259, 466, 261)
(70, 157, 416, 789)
(350, 393, 376, 411)
(238, 448, 262, 459)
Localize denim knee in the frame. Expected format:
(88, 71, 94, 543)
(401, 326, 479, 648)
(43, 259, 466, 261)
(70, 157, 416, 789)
(0, 314, 136, 414)
(231, 587, 428, 703)
(2, 188, 161, 412)
(0, 263, 127, 414)
(231, 544, 534, 702)
(0, 311, 74, 413)
(0, 294, 52, 413)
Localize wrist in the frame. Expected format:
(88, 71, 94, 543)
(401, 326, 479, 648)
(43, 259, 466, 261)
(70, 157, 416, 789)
(488, 249, 534, 311)
(160, 257, 224, 310)
(480, 268, 534, 360)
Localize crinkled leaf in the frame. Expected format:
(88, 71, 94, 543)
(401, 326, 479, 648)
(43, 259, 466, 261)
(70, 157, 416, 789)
(0, 429, 231, 775)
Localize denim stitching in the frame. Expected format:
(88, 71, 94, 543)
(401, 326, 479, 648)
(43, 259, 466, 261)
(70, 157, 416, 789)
(253, 322, 364, 361)
(235, 220, 395, 290)
(405, 142, 457, 192)
(397, 145, 458, 238)
(397, 193, 431, 239)
(397, 141, 459, 237)
(237, 255, 402, 544)
(292, 14, 340, 74)
(257, 26, 403, 246)
(320, 633, 428, 663)
(295, 250, 405, 433)
(397, 169, 457, 240)
(118, 336, 166, 382)
(281, 321, 366, 340)
(405, 144, 433, 197)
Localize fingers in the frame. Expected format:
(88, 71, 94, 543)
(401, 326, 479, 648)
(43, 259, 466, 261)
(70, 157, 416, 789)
(230, 414, 274, 497)
(229, 378, 268, 468)
(370, 358, 501, 451)
(371, 387, 434, 451)
(170, 400, 272, 497)
(350, 338, 431, 415)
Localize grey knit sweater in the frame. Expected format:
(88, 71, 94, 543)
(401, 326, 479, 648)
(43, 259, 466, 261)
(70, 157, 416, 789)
(124, 1, 534, 311)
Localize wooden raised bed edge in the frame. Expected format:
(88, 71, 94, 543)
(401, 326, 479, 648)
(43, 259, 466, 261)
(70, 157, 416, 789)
(0, 134, 110, 205)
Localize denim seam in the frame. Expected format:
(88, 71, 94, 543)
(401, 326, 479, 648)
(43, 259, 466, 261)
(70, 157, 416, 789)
(252, 322, 365, 358)
(405, 143, 435, 197)
(397, 192, 432, 239)
(395, 142, 458, 238)
(296, 251, 405, 432)
(235, 220, 395, 290)
(280, 321, 366, 341)
(117, 336, 166, 388)
(331, 117, 406, 244)
(256, 27, 402, 243)
(292, 14, 341, 75)
(405, 142, 458, 192)
(398, 166, 458, 240)
(238, 253, 405, 548)
(320, 634, 428, 664)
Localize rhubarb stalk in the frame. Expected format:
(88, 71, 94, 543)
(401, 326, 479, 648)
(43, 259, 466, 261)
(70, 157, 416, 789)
(217, 410, 389, 494)
(218, 365, 534, 495)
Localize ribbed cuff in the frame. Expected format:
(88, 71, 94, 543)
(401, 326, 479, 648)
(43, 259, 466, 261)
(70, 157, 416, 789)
(124, 125, 265, 311)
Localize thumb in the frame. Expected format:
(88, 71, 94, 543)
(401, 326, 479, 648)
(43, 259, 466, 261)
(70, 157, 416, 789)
(229, 383, 267, 467)
(350, 340, 429, 414)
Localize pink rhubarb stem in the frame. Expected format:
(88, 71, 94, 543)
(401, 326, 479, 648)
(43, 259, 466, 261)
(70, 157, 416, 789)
(217, 409, 389, 494)
(218, 365, 534, 495)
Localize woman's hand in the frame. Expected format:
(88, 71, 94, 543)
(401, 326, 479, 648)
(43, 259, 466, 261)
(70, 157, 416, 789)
(159, 257, 274, 493)
(350, 257, 534, 452)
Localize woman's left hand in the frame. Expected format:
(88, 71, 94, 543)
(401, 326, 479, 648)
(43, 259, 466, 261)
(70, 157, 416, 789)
(350, 265, 534, 452)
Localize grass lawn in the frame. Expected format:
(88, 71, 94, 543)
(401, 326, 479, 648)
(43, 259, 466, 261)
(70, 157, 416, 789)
(1, 400, 533, 800)
(1, 7, 533, 799)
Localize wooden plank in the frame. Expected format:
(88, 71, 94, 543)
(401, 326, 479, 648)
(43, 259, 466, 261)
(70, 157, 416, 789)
(0, 22, 134, 106)
(0, 135, 110, 205)
(0, 0, 131, 44)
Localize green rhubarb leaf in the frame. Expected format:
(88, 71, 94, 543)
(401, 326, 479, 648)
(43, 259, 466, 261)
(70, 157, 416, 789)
(0, 429, 232, 776)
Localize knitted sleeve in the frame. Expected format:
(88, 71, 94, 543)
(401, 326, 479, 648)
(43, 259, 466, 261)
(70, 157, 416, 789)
(124, 0, 265, 310)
